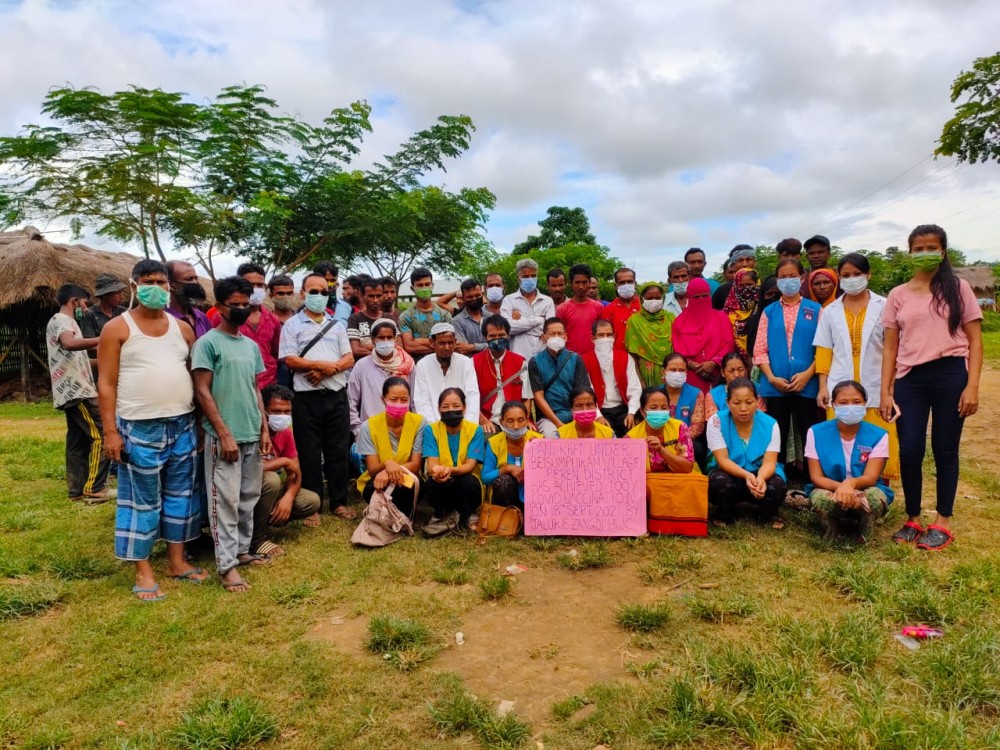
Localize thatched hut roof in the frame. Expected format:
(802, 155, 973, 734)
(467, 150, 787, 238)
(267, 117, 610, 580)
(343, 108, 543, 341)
(0, 227, 213, 328)
(954, 266, 997, 296)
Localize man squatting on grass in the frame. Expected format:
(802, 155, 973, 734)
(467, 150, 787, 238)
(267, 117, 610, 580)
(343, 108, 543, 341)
(99, 260, 209, 601)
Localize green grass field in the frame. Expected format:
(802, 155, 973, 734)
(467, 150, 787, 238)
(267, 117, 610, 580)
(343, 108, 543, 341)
(3, 373, 1000, 749)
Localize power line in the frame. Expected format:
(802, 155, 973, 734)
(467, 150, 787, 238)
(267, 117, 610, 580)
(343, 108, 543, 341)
(824, 153, 934, 223)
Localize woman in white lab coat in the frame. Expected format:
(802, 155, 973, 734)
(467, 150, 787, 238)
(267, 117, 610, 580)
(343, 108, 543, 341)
(813, 252, 898, 480)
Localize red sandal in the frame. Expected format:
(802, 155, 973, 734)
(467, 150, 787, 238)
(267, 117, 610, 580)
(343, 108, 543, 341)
(892, 521, 924, 544)
(916, 524, 954, 552)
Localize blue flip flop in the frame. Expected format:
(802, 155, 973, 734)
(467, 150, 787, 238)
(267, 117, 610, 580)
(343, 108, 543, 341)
(168, 567, 206, 584)
(132, 584, 167, 602)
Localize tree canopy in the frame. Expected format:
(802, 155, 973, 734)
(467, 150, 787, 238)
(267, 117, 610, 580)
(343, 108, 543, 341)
(0, 84, 495, 278)
(937, 51, 1000, 164)
(512, 206, 596, 254)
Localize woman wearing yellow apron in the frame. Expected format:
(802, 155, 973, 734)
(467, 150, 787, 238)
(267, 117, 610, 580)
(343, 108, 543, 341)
(355, 376, 425, 516)
(482, 400, 542, 507)
(423, 387, 486, 533)
(628, 387, 707, 536)
(556, 386, 616, 439)
(813, 252, 899, 482)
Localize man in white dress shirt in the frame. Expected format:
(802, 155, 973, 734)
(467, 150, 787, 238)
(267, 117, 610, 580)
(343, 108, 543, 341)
(413, 323, 481, 425)
(500, 258, 555, 360)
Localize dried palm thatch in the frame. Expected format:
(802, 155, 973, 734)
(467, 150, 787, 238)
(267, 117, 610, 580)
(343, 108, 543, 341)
(0, 226, 214, 326)
(954, 266, 997, 297)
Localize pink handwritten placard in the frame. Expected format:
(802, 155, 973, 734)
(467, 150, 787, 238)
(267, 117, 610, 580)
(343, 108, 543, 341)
(523, 439, 647, 536)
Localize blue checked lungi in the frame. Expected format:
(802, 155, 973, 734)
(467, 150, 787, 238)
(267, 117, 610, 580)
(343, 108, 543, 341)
(114, 413, 201, 561)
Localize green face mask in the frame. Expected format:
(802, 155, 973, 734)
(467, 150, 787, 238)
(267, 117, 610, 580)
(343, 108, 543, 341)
(136, 284, 170, 310)
(74, 306, 84, 321)
(911, 251, 943, 272)
(414, 287, 433, 301)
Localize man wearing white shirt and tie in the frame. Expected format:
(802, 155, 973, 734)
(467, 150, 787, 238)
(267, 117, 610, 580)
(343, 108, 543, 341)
(500, 258, 555, 360)
(413, 323, 481, 425)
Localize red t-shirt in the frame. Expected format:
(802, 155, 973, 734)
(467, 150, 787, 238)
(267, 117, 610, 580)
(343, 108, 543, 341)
(556, 299, 606, 355)
(271, 426, 298, 460)
(601, 297, 640, 350)
(213, 308, 283, 389)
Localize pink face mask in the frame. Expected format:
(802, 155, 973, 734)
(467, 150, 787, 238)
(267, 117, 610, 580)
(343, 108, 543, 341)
(572, 409, 598, 425)
(385, 402, 409, 419)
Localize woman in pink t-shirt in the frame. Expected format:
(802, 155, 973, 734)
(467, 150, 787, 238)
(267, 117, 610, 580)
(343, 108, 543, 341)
(880, 224, 983, 551)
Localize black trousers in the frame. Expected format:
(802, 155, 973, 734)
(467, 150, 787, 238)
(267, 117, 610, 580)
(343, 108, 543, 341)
(765, 395, 819, 465)
(64, 397, 110, 498)
(292, 389, 350, 509)
(424, 474, 482, 520)
(362, 480, 417, 517)
(601, 404, 630, 438)
(894, 356, 968, 518)
(708, 469, 785, 520)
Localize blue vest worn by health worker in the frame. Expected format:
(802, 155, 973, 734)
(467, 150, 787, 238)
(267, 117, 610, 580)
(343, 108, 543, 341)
(660, 382, 700, 426)
(717, 410, 786, 481)
(709, 384, 728, 415)
(758, 299, 820, 399)
(805, 419, 894, 503)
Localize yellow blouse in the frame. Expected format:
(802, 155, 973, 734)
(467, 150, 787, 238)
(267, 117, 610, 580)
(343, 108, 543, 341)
(815, 306, 866, 382)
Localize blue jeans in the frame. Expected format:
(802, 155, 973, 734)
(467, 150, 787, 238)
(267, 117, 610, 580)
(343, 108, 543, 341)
(894, 357, 967, 518)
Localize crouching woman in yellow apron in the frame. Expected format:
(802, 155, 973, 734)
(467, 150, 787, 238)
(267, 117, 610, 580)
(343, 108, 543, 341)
(628, 387, 708, 536)
(423, 387, 486, 533)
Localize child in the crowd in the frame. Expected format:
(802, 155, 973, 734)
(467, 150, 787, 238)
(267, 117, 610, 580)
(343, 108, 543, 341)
(557, 386, 616, 439)
(481, 400, 542, 507)
(251, 384, 322, 558)
(422, 388, 486, 533)
(192, 276, 271, 593)
(805, 380, 893, 543)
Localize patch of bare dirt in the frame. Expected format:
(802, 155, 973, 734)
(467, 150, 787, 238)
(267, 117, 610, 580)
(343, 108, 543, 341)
(303, 611, 371, 657)
(432, 564, 654, 725)
(960, 364, 1000, 474)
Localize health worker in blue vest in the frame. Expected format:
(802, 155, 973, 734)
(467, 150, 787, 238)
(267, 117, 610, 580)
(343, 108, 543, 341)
(660, 352, 707, 467)
(753, 258, 821, 473)
(804, 380, 893, 543)
(706, 378, 786, 528)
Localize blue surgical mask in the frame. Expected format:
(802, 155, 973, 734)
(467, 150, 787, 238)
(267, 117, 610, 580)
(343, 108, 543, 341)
(776, 277, 801, 297)
(834, 405, 867, 425)
(644, 411, 671, 429)
(486, 286, 504, 304)
(519, 277, 538, 294)
(501, 425, 528, 440)
(304, 293, 328, 313)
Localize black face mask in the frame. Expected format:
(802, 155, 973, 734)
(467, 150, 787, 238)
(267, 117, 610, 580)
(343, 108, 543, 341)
(177, 281, 206, 302)
(226, 305, 252, 326)
(440, 410, 464, 427)
(464, 298, 483, 313)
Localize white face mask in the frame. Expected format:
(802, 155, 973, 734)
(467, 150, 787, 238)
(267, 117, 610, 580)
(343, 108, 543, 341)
(486, 286, 504, 304)
(673, 282, 689, 297)
(545, 336, 566, 353)
(840, 276, 869, 296)
(374, 340, 396, 357)
(267, 414, 291, 432)
(617, 283, 636, 300)
(249, 287, 267, 306)
(664, 371, 687, 389)
(642, 299, 664, 314)
(594, 337, 614, 355)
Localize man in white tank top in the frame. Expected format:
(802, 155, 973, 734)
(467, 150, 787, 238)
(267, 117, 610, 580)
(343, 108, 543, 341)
(98, 259, 208, 601)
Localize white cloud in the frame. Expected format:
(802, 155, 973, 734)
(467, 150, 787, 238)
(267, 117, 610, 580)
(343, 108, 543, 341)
(1, 0, 998, 282)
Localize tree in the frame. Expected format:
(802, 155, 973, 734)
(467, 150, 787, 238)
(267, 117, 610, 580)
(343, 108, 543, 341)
(512, 206, 596, 254)
(937, 52, 1000, 164)
(0, 84, 495, 278)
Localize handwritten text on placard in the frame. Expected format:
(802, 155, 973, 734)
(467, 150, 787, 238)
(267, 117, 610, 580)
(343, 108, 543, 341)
(523, 439, 646, 536)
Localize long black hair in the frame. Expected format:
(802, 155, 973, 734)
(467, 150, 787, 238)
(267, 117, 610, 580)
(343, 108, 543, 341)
(908, 224, 963, 336)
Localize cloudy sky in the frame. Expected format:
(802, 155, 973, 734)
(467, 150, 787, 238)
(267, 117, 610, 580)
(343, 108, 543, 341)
(2, 0, 999, 279)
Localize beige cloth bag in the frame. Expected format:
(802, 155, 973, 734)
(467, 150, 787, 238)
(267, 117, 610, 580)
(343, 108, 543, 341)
(351, 472, 420, 548)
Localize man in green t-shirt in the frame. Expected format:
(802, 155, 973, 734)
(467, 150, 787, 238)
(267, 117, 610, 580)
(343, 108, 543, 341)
(192, 276, 272, 593)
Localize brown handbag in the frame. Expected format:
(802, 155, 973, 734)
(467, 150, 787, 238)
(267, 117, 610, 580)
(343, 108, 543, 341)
(477, 498, 523, 538)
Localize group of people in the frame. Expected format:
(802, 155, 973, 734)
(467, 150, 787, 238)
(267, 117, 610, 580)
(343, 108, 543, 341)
(44, 223, 983, 598)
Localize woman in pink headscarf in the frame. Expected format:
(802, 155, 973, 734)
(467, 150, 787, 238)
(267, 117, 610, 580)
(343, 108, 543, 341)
(672, 278, 736, 392)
